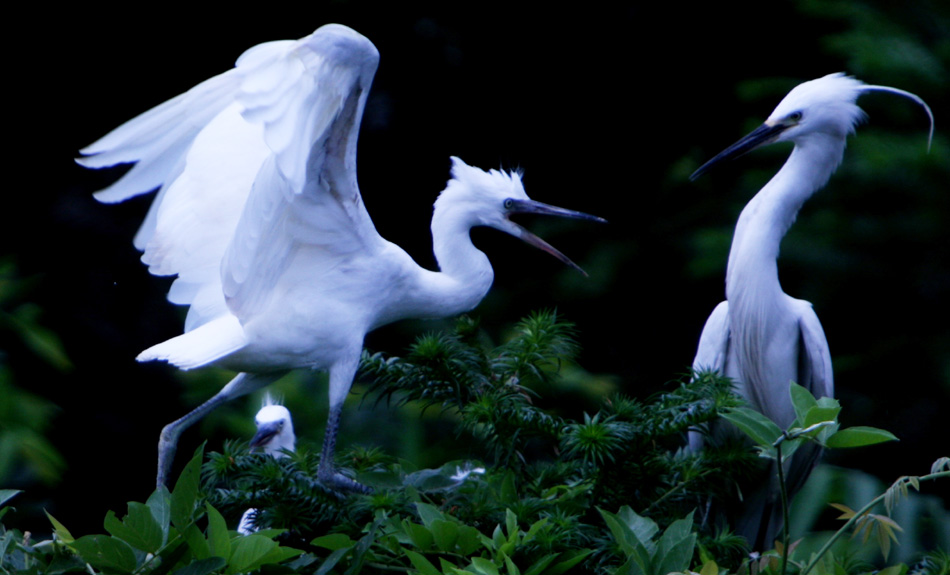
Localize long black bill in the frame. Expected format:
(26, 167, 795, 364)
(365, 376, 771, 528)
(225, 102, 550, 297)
(505, 199, 606, 277)
(249, 421, 281, 450)
(690, 122, 789, 181)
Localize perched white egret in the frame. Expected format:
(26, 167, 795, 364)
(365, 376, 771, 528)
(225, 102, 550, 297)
(689, 73, 933, 549)
(77, 24, 604, 491)
(238, 397, 295, 535)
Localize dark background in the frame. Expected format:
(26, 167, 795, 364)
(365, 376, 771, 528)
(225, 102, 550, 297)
(5, 0, 948, 537)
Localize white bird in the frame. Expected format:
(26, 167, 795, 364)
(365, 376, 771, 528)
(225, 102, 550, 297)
(238, 398, 295, 535)
(77, 24, 604, 492)
(689, 73, 933, 549)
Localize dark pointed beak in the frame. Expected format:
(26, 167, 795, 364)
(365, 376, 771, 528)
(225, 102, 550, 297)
(505, 199, 606, 277)
(690, 121, 789, 181)
(249, 421, 282, 450)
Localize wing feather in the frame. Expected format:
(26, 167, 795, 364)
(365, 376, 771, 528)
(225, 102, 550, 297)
(797, 301, 834, 400)
(80, 25, 384, 360)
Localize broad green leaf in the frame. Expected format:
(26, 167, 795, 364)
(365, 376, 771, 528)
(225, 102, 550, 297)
(471, 556, 501, 575)
(599, 508, 653, 573)
(700, 559, 719, 575)
(789, 382, 818, 423)
(404, 549, 441, 575)
(72, 534, 139, 573)
(414, 502, 445, 529)
(456, 524, 483, 555)
(147, 486, 171, 544)
(505, 508, 518, 539)
(403, 520, 434, 550)
(722, 407, 783, 448)
(311, 533, 355, 551)
(255, 544, 303, 567)
(431, 518, 460, 553)
(826, 426, 899, 448)
(656, 533, 697, 575)
(171, 556, 226, 575)
(226, 534, 277, 574)
(205, 503, 230, 560)
(505, 555, 521, 575)
(45, 511, 75, 544)
(615, 506, 659, 548)
(103, 502, 163, 554)
(171, 445, 204, 529)
(803, 406, 841, 429)
(182, 522, 210, 560)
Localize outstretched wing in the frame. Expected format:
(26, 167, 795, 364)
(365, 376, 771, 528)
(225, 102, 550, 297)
(78, 24, 383, 333)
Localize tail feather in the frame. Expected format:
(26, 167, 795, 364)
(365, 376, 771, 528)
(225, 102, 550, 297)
(138, 314, 246, 370)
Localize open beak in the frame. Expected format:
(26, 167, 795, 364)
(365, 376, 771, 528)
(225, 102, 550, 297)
(505, 199, 606, 277)
(249, 421, 282, 450)
(690, 121, 789, 181)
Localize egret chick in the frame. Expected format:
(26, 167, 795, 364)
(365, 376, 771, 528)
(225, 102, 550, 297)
(77, 24, 604, 492)
(238, 398, 295, 535)
(690, 73, 932, 549)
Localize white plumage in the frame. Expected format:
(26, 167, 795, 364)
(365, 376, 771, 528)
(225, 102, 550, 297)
(78, 24, 603, 491)
(690, 73, 932, 549)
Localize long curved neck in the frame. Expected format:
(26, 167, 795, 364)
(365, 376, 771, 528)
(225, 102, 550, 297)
(726, 134, 846, 300)
(415, 201, 495, 318)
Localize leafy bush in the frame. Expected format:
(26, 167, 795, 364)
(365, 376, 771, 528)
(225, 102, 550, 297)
(1, 312, 947, 574)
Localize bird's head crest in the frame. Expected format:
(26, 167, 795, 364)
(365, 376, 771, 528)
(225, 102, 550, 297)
(768, 73, 934, 147)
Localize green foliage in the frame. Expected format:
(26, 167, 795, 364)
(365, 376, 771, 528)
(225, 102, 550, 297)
(598, 506, 697, 575)
(1, 312, 946, 575)
(0, 259, 67, 487)
(1, 446, 302, 575)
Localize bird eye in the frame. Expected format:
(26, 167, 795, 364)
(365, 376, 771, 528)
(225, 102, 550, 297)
(503, 199, 515, 210)
(787, 111, 803, 123)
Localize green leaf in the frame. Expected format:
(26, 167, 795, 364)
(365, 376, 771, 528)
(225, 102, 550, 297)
(414, 502, 445, 529)
(544, 549, 595, 575)
(825, 426, 899, 448)
(171, 445, 204, 529)
(656, 533, 697, 575)
(803, 406, 841, 429)
(226, 534, 277, 574)
(522, 553, 559, 575)
(147, 487, 171, 544)
(789, 382, 818, 423)
(311, 533, 355, 551)
(456, 524, 483, 556)
(182, 522, 210, 560)
(103, 502, 164, 554)
(205, 503, 230, 560)
(171, 556, 226, 575)
(403, 520, 434, 550)
(471, 556, 501, 575)
(431, 518, 460, 553)
(72, 534, 139, 573)
(722, 407, 783, 448)
(404, 549, 441, 575)
(45, 510, 75, 544)
(315, 547, 351, 575)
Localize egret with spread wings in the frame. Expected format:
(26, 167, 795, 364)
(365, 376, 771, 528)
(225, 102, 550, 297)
(78, 24, 604, 492)
(689, 73, 932, 549)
